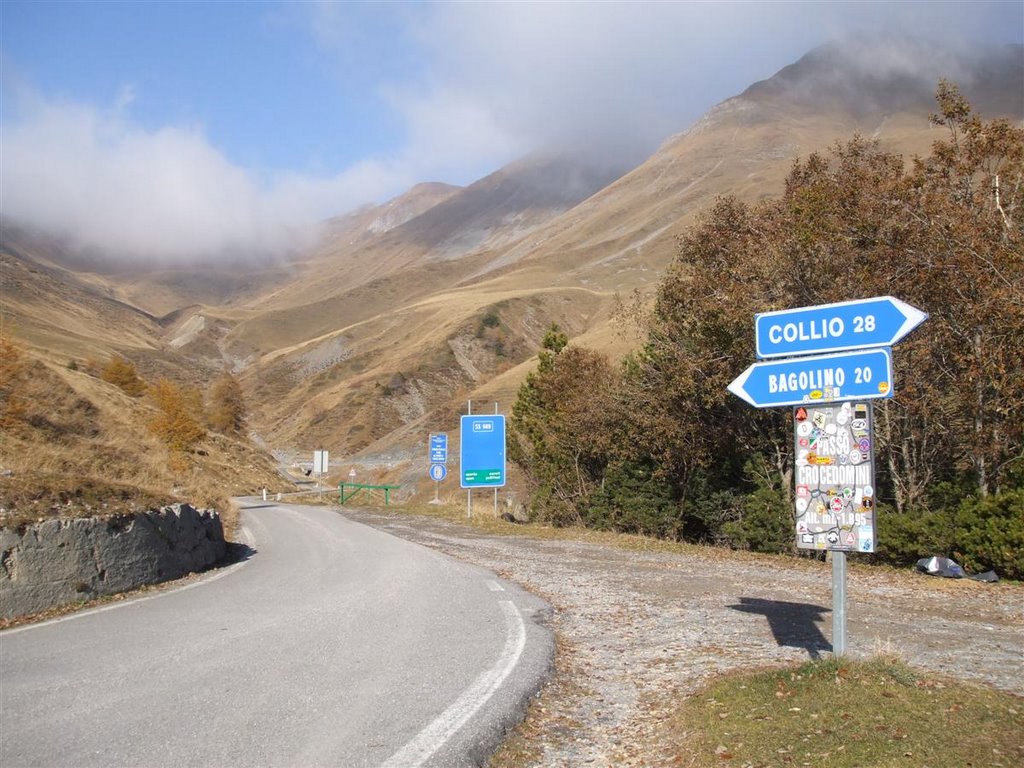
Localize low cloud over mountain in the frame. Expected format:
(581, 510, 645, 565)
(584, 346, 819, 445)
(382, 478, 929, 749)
(2, 2, 1020, 266)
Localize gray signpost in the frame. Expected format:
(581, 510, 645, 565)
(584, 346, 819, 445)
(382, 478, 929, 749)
(729, 296, 926, 656)
(428, 433, 448, 503)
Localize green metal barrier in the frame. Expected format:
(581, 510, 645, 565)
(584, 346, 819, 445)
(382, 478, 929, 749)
(338, 482, 400, 506)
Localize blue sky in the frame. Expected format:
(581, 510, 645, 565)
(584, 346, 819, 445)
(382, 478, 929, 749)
(2, 1, 1022, 262)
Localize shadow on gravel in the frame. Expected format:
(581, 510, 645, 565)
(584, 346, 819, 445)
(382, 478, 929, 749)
(729, 597, 832, 659)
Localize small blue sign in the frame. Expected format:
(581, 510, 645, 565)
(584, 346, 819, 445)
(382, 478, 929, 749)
(429, 433, 448, 464)
(728, 348, 894, 409)
(429, 463, 447, 482)
(460, 415, 506, 488)
(755, 296, 926, 359)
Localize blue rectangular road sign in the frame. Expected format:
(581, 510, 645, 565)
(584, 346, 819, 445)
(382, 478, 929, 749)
(429, 433, 448, 464)
(755, 296, 926, 359)
(460, 415, 506, 488)
(728, 348, 893, 409)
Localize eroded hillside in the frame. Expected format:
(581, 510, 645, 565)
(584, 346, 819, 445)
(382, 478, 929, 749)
(3, 40, 1021, 500)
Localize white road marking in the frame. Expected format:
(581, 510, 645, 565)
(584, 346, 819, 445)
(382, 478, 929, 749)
(486, 580, 505, 592)
(381, 600, 527, 768)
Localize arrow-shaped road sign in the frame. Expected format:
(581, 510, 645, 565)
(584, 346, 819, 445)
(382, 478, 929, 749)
(728, 348, 894, 409)
(755, 296, 927, 359)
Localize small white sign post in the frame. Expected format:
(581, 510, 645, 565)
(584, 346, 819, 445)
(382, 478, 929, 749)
(314, 449, 329, 499)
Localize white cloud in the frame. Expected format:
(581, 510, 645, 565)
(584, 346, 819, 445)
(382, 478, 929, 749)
(2, 1, 1019, 265)
(0, 92, 418, 264)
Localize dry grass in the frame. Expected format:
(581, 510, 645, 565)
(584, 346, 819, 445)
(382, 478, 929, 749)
(365, 499, 1021, 600)
(0, 342, 286, 539)
(388, 498, 714, 556)
(662, 655, 1024, 767)
(0, 473, 174, 528)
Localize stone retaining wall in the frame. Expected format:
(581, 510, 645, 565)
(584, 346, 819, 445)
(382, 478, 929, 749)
(0, 504, 226, 619)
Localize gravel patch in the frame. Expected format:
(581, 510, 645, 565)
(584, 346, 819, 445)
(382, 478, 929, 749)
(337, 507, 1024, 766)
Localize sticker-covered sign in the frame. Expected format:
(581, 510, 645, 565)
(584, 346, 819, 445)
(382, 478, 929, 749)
(794, 402, 876, 553)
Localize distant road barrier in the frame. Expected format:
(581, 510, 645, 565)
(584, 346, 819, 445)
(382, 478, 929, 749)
(339, 482, 401, 506)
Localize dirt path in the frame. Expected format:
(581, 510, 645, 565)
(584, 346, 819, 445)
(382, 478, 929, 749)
(338, 508, 1023, 767)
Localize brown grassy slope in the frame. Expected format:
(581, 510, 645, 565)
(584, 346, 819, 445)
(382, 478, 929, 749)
(245, 283, 610, 452)
(105, 183, 464, 318)
(233, 154, 628, 324)
(0, 339, 288, 527)
(0, 237, 162, 362)
(230, 111, 965, 460)
(6, 42, 1021, 503)
(238, 43, 1024, 494)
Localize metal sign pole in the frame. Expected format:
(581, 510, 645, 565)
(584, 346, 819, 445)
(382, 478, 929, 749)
(833, 551, 847, 656)
(494, 402, 499, 516)
(467, 400, 472, 519)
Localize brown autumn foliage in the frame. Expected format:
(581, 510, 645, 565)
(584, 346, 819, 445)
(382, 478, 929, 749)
(510, 325, 620, 525)
(511, 83, 1024, 573)
(148, 378, 206, 453)
(207, 373, 246, 435)
(99, 355, 147, 397)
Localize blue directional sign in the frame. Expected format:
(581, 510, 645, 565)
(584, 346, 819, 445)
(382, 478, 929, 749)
(429, 463, 447, 482)
(728, 348, 893, 409)
(429, 433, 448, 464)
(460, 415, 506, 488)
(755, 296, 926, 359)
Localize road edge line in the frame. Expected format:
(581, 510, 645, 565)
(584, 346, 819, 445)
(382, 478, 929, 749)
(380, 599, 527, 768)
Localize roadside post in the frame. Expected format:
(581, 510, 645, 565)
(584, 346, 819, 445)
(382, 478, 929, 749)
(429, 433, 448, 503)
(460, 402, 506, 518)
(728, 295, 926, 656)
(313, 449, 329, 499)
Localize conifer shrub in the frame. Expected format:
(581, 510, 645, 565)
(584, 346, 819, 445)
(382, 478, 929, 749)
(207, 373, 246, 435)
(953, 490, 1024, 579)
(148, 378, 206, 453)
(100, 356, 147, 397)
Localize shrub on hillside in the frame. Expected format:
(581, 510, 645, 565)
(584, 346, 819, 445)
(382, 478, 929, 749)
(100, 356, 147, 397)
(587, 459, 676, 537)
(953, 490, 1024, 580)
(207, 373, 246, 435)
(148, 378, 205, 453)
(722, 461, 793, 554)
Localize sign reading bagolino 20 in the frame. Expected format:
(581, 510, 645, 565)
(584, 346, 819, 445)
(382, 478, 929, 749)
(728, 348, 894, 409)
(755, 296, 927, 359)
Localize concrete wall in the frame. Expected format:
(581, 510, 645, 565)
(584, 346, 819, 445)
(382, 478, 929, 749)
(0, 504, 226, 619)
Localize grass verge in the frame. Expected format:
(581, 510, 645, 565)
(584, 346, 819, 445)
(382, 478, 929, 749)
(662, 655, 1023, 767)
(383, 498, 714, 555)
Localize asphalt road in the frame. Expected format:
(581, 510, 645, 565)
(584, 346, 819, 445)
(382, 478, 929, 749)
(0, 501, 553, 767)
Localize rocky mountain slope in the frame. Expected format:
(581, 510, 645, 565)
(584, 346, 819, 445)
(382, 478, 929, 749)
(2, 40, 1021, 496)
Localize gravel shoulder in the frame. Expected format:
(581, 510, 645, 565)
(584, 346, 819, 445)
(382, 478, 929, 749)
(336, 507, 1023, 767)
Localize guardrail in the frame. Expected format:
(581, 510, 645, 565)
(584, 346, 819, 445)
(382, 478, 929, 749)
(339, 482, 401, 506)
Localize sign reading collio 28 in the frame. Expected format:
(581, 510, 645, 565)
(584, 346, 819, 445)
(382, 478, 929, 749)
(755, 296, 927, 359)
(460, 415, 506, 488)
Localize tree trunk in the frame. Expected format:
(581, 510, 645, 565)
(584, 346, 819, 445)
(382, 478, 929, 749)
(974, 329, 989, 497)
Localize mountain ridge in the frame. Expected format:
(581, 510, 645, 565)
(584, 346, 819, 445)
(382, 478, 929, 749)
(3, 38, 1021, 493)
